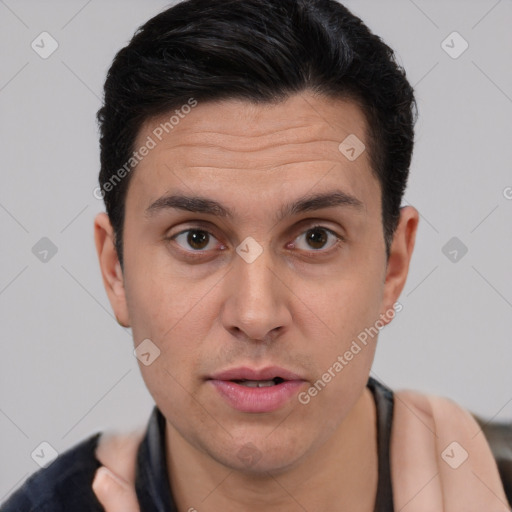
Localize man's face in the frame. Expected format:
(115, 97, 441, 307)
(104, 92, 403, 473)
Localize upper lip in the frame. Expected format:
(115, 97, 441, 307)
(209, 366, 304, 381)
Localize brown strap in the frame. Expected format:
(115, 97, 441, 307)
(392, 390, 510, 511)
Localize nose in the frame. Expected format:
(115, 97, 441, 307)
(220, 243, 292, 344)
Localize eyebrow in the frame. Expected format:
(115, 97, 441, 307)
(145, 189, 365, 224)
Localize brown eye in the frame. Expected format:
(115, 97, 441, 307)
(172, 229, 216, 251)
(187, 230, 209, 250)
(293, 226, 342, 252)
(305, 228, 329, 249)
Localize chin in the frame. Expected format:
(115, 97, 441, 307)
(208, 432, 317, 476)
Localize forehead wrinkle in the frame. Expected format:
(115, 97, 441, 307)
(152, 135, 359, 173)
(160, 138, 342, 153)
(167, 124, 314, 139)
(154, 129, 344, 154)
(161, 141, 345, 163)
(144, 150, 349, 183)
(183, 159, 342, 171)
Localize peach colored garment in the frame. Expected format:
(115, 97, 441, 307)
(392, 390, 510, 511)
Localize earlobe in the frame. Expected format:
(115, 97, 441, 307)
(380, 206, 419, 323)
(94, 212, 131, 328)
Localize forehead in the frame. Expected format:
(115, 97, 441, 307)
(126, 93, 379, 219)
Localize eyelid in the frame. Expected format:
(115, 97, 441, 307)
(288, 224, 345, 255)
(168, 228, 220, 253)
(166, 220, 221, 245)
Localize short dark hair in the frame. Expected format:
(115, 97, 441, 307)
(97, 0, 417, 269)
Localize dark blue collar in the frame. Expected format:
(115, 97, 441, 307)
(135, 406, 177, 512)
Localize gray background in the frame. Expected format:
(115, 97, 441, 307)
(1, 0, 511, 502)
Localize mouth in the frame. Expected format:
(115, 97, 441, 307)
(208, 365, 304, 382)
(230, 377, 286, 388)
(207, 367, 306, 413)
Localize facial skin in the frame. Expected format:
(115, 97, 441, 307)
(95, 92, 419, 511)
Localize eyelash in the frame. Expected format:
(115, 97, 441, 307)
(166, 224, 345, 258)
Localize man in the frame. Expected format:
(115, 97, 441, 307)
(2, 0, 511, 511)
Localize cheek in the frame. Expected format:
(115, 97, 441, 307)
(297, 267, 383, 410)
(125, 260, 194, 338)
(125, 262, 215, 372)
(311, 267, 384, 345)
(297, 280, 381, 425)
(137, 356, 212, 446)
(127, 274, 208, 422)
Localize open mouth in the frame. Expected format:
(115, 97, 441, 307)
(231, 377, 286, 388)
(208, 370, 305, 412)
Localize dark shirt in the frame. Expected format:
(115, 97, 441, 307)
(1, 378, 511, 511)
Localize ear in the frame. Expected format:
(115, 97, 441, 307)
(379, 206, 419, 324)
(94, 212, 131, 327)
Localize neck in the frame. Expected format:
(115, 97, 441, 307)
(165, 387, 378, 512)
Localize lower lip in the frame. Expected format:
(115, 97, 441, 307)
(208, 380, 305, 413)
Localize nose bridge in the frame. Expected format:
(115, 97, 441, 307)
(235, 238, 278, 311)
(222, 237, 289, 341)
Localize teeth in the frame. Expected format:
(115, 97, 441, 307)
(238, 380, 276, 388)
